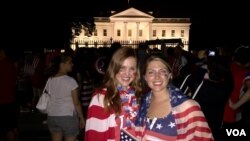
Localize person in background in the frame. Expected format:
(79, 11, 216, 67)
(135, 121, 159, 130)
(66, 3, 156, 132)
(85, 47, 142, 141)
(192, 56, 233, 141)
(16, 53, 33, 112)
(229, 71, 250, 136)
(77, 68, 93, 119)
(223, 46, 250, 131)
(229, 72, 250, 110)
(171, 44, 188, 79)
(135, 55, 213, 141)
(30, 49, 46, 112)
(75, 48, 94, 119)
(0, 47, 19, 141)
(45, 53, 84, 141)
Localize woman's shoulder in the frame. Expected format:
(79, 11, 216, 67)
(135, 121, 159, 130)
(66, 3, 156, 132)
(92, 88, 107, 96)
(59, 75, 78, 83)
(64, 75, 75, 79)
(181, 99, 200, 108)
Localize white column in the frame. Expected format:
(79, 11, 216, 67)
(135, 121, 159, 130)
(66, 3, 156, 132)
(110, 22, 114, 39)
(136, 22, 140, 40)
(148, 22, 152, 40)
(124, 22, 127, 40)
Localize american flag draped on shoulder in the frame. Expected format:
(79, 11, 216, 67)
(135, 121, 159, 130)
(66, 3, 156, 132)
(85, 87, 140, 141)
(135, 84, 214, 141)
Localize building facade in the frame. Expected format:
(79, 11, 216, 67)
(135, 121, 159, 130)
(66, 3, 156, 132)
(73, 7, 191, 50)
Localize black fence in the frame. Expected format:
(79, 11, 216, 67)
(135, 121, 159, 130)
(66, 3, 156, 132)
(72, 39, 189, 50)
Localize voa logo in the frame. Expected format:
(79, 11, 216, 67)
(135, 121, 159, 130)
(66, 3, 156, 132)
(226, 129, 246, 136)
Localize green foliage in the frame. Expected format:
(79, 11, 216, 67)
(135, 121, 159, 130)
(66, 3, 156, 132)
(64, 16, 96, 44)
(71, 17, 95, 37)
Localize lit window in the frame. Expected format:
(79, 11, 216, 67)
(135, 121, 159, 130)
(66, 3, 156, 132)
(162, 30, 166, 37)
(117, 29, 121, 36)
(84, 30, 88, 36)
(94, 29, 97, 36)
(103, 29, 107, 36)
(171, 30, 175, 37)
(128, 29, 132, 37)
(153, 30, 156, 37)
(139, 30, 143, 36)
(181, 30, 184, 37)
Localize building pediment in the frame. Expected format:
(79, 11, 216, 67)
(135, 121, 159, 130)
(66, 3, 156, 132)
(110, 7, 154, 21)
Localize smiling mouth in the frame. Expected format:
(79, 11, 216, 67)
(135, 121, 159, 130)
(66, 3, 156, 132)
(122, 77, 130, 81)
(153, 81, 163, 86)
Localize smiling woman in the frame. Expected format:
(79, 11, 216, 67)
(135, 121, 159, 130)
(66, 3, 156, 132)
(85, 46, 142, 141)
(135, 55, 214, 141)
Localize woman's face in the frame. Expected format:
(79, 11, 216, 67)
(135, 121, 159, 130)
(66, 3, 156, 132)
(144, 60, 171, 93)
(115, 57, 137, 90)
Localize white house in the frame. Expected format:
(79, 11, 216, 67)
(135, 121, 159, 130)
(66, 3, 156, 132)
(73, 7, 191, 50)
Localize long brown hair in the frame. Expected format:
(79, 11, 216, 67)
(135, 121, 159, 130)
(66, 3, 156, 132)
(102, 47, 142, 115)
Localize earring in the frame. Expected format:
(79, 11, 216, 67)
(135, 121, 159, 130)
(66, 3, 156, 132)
(169, 74, 172, 80)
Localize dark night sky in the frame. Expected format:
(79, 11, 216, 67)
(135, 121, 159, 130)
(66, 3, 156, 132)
(2, 0, 250, 50)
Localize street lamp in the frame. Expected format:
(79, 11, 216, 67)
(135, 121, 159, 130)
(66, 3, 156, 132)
(110, 37, 113, 44)
(129, 39, 132, 44)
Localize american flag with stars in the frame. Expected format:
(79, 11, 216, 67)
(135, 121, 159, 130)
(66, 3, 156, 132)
(135, 85, 214, 141)
(120, 129, 138, 141)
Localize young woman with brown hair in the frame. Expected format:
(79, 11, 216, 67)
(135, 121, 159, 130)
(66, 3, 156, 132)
(85, 46, 142, 141)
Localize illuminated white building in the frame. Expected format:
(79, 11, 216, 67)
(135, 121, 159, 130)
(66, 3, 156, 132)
(73, 7, 191, 50)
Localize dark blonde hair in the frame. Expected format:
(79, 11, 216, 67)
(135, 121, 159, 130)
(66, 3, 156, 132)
(102, 47, 142, 115)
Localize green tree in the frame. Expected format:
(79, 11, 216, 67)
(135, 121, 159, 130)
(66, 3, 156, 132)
(63, 16, 96, 46)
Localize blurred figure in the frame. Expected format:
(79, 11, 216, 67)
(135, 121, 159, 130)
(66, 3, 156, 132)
(0, 47, 19, 141)
(74, 48, 94, 119)
(16, 53, 33, 112)
(223, 46, 250, 131)
(30, 49, 46, 112)
(137, 43, 149, 92)
(228, 71, 250, 141)
(193, 56, 233, 140)
(171, 45, 188, 79)
(46, 53, 84, 141)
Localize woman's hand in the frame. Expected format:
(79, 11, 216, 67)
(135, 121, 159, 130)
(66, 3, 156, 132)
(80, 117, 85, 129)
(228, 99, 235, 110)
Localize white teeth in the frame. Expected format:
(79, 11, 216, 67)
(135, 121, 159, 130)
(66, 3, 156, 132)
(122, 78, 130, 81)
(153, 82, 162, 85)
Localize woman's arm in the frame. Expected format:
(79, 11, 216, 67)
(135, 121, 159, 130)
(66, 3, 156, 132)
(76, 73, 82, 88)
(72, 88, 85, 128)
(85, 92, 116, 141)
(229, 89, 250, 110)
(246, 78, 250, 88)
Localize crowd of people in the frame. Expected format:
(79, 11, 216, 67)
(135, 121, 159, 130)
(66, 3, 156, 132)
(0, 42, 250, 141)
